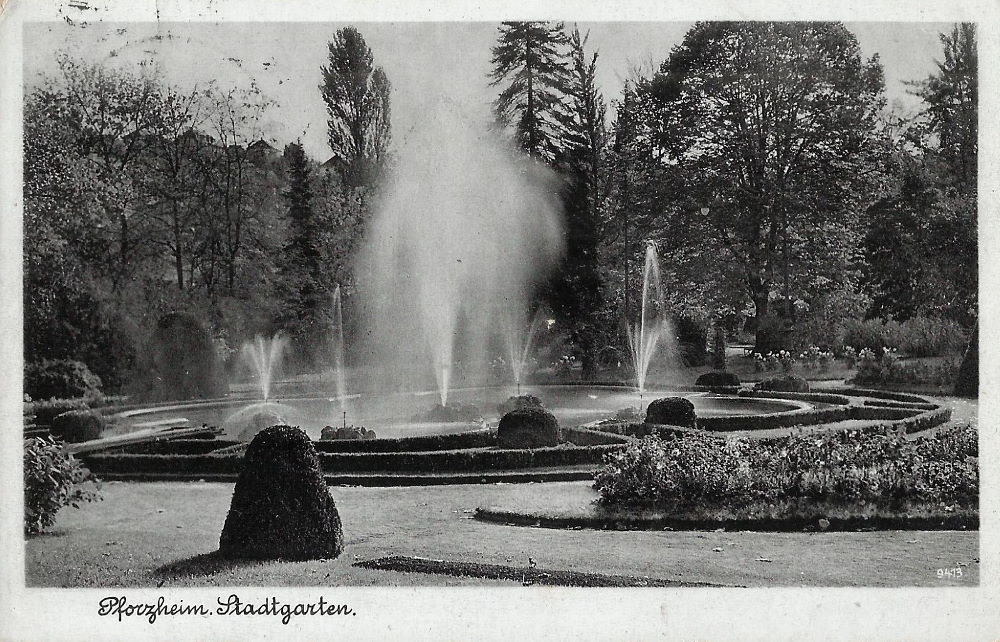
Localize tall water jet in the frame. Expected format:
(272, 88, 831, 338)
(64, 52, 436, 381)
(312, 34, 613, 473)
(504, 306, 546, 396)
(331, 285, 347, 409)
(627, 242, 664, 398)
(241, 334, 289, 403)
(358, 98, 564, 407)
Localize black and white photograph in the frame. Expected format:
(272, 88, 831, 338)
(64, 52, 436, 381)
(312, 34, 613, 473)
(0, 1, 996, 639)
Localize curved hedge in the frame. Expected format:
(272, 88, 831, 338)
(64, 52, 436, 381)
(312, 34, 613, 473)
(314, 431, 496, 453)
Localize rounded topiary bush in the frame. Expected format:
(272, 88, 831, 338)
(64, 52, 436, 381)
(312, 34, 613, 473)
(695, 371, 740, 387)
(497, 394, 544, 415)
(50, 409, 108, 443)
(644, 397, 697, 428)
(27, 398, 89, 428)
(219, 425, 343, 560)
(24, 359, 103, 401)
(757, 374, 810, 393)
(497, 407, 560, 449)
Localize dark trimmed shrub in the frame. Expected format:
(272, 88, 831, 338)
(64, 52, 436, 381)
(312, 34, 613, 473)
(50, 409, 107, 443)
(497, 395, 544, 415)
(757, 374, 810, 393)
(695, 371, 740, 387)
(497, 407, 560, 449)
(644, 397, 697, 428)
(24, 436, 101, 534)
(219, 425, 343, 560)
(25, 359, 103, 401)
(27, 398, 89, 428)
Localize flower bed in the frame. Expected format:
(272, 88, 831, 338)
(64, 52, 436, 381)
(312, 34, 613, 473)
(592, 423, 977, 511)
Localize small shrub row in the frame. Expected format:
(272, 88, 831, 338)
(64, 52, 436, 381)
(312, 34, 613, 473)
(313, 431, 496, 453)
(738, 389, 851, 406)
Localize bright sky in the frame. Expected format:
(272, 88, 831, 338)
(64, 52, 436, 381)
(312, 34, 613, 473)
(24, 21, 954, 161)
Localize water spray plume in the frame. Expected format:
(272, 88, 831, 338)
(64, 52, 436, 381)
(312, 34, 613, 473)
(628, 242, 664, 396)
(359, 99, 564, 406)
(240, 333, 289, 403)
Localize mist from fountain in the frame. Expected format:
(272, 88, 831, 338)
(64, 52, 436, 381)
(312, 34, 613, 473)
(628, 242, 665, 398)
(358, 99, 564, 407)
(240, 333, 289, 403)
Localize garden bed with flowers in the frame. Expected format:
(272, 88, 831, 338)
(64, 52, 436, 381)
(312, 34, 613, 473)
(477, 422, 977, 532)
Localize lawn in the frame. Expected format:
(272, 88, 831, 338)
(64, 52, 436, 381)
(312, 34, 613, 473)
(25, 481, 977, 588)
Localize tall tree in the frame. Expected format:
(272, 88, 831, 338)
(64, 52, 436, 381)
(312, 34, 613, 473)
(910, 23, 977, 195)
(319, 27, 392, 189)
(547, 26, 608, 376)
(643, 21, 886, 348)
(489, 21, 570, 163)
(278, 142, 328, 362)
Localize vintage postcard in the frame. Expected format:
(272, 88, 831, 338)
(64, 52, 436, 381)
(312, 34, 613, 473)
(1, 0, 996, 639)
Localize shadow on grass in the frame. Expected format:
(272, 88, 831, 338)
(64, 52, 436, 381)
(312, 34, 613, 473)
(153, 551, 269, 580)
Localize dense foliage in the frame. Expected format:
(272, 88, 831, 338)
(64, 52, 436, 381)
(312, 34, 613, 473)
(24, 359, 102, 401)
(644, 397, 697, 428)
(50, 409, 108, 443)
(24, 436, 101, 535)
(594, 423, 978, 507)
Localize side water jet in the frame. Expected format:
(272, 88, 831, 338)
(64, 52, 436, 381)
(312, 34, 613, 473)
(504, 307, 546, 396)
(331, 285, 347, 410)
(240, 333, 289, 403)
(627, 242, 665, 400)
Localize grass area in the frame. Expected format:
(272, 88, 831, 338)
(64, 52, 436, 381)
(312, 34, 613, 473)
(26, 481, 977, 587)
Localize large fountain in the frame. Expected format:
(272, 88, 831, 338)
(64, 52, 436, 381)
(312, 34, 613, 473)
(356, 100, 564, 408)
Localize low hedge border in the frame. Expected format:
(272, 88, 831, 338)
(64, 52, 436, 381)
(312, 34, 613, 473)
(108, 438, 242, 455)
(561, 426, 632, 446)
(863, 399, 939, 411)
(313, 431, 496, 453)
(474, 507, 978, 533)
(83, 469, 598, 486)
(737, 390, 852, 406)
(80, 443, 625, 475)
(824, 387, 932, 404)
